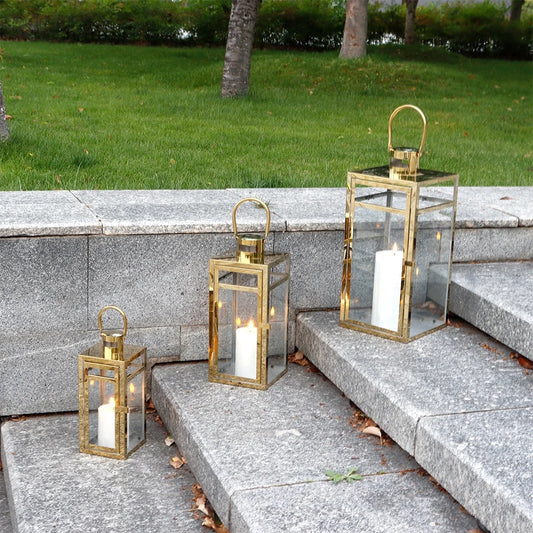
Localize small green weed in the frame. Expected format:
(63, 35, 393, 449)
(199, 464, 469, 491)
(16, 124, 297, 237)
(325, 467, 364, 483)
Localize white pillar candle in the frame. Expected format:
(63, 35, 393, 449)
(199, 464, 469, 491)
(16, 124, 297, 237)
(235, 320, 257, 379)
(371, 245, 403, 331)
(98, 397, 116, 448)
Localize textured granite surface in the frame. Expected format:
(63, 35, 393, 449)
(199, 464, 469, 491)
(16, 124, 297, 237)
(0, 470, 12, 533)
(230, 472, 477, 533)
(296, 310, 533, 533)
(296, 311, 532, 454)
(417, 408, 533, 533)
(1, 414, 204, 533)
(152, 362, 477, 531)
(0, 191, 100, 237)
(450, 261, 533, 357)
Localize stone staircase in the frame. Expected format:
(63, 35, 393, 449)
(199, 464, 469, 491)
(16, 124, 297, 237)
(1, 186, 532, 532)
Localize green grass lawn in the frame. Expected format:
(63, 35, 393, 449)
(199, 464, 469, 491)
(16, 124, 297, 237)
(0, 41, 531, 190)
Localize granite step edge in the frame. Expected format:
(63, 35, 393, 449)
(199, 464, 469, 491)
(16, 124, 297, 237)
(0, 469, 13, 533)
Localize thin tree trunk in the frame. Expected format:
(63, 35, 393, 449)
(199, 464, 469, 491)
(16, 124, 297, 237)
(404, 0, 419, 45)
(221, 0, 261, 98)
(339, 0, 369, 59)
(510, 0, 524, 22)
(0, 79, 9, 140)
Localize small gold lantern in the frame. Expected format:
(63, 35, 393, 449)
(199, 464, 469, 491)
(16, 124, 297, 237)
(209, 198, 290, 389)
(340, 105, 458, 342)
(78, 306, 146, 459)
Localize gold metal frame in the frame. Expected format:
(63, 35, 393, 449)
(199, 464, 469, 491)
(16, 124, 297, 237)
(208, 253, 290, 390)
(340, 166, 458, 342)
(78, 344, 146, 459)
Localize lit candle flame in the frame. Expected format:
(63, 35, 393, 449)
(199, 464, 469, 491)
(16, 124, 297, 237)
(109, 397, 115, 407)
(247, 319, 255, 329)
(129, 383, 135, 394)
(270, 307, 275, 317)
(236, 317, 242, 326)
(392, 242, 399, 253)
(416, 267, 420, 276)
(436, 231, 441, 241)
(217, 301, 223, 309)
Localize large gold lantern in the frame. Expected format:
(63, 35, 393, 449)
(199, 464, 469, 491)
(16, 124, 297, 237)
(79, 306, 146, 459)
(209, 198, 290, 389)
(340, 105, 458, 342)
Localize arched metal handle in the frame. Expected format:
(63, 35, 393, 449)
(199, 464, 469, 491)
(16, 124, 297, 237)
(388, 104, 427, 155)
(98, 305, 128, 338)
(232, 198, 271, 240)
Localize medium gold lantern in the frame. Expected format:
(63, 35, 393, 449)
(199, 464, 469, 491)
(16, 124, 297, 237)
(340, 105, 458, 342)
(79, 306, 146, 459)
(209, 198, 290, 389)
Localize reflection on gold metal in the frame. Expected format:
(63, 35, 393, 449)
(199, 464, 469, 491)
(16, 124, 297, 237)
(209, 199, 289, 390)
(79, 308, 146, 459)
(388, 104, 427, 180)
(233, 198, 271, 264)
(98, 305, 127, 360)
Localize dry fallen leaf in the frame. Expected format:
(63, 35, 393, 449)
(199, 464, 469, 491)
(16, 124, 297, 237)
(518, 356, 533, 370)
(362, 426, 382, 438)
(169, 455, 185, 469)
(164, 435, 175, 447)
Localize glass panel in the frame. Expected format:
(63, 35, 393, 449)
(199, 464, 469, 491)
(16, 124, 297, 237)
(127, 371, 145, 452)
(88, 373, 117, 449)
(267, 261, 289, 384)
(348, 190, 407, 333)
(216, 270, 259, 380)
(409, 204, 454, 337)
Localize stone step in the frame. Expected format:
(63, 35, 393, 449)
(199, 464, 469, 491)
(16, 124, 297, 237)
(0, 470, 12, 533)
(152, 362, 478, 533)
(1, 414, 204, 533)
(450, 261, 533, 358)
(296, 310, 533, 533)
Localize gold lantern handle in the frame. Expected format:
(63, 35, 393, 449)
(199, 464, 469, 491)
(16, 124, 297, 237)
(232, 197, 271, 240)
(232, 198, 271, 264)
(98, 305, 128, 338)
(388, 104, 427, 155)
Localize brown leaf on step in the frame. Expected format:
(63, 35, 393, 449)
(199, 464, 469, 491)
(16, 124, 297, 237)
(191, 482, 204, 500)
(170, 455, 185, 469)
(518, 356, 533, 370)
(468, 529, 484, 533)
(499, 196, 513, 200)
(288, 350, 306, 365)
(202, 516, 229, 532)
(362, 426, 382, 438)
(164, 435, 175, 447)
(480, 343, 499, 354)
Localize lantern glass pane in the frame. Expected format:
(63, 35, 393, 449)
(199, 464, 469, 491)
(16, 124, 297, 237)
(348, 189, 406, 333)
(267, 263, 289, 384)
(127, 371, 145, 452)
(410, 201, 454, 337)
(216, 270, 259, 380)
(88, 376, 117, 449)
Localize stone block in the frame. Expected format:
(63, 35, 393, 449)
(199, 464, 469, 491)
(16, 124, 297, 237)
(152, 363, 420, 526)
(0, 236, 88, 335)
(450, 262, 533, 357)
(73, 189, 286, 235)
(416, 408, 533, 533)
(230, 471, 478, 533)
(0, 191, 100, 237)
(273, 230, 344, 312)
(453, 227, 533, 262)
(180, 325, 209, 361)
(88, 233, 235, 329)
(296, 311, 532, 455)
(1, 414, 203, 533)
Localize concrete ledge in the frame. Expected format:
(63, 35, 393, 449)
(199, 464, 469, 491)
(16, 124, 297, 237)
(1, 414, 203, 533)
(450, 262, 533, 357)
(295, 310, 533, 533)
(1, 187, 532, 416)
(152, 362, 478, 532)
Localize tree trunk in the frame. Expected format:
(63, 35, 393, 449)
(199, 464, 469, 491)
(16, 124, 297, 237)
(339, 0, 369, 59)
(510, 0, 524, 22)
(404, 0, 419, 45)
(221, 0, 261, 98)
(0, 79, 9, 140)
